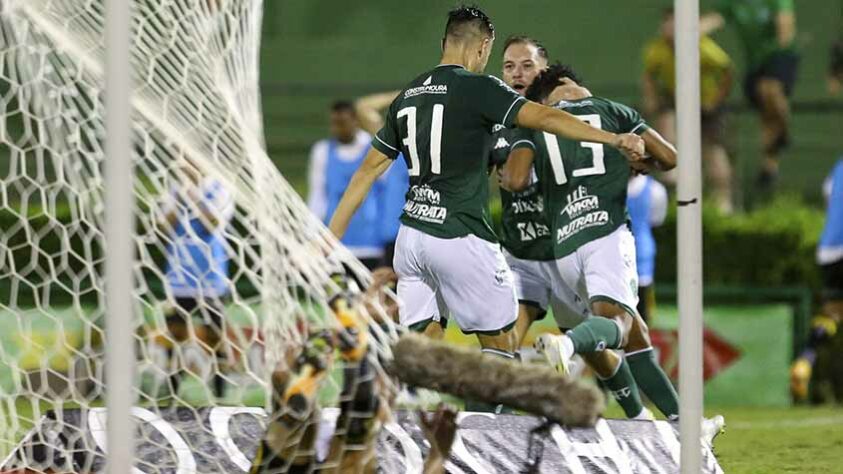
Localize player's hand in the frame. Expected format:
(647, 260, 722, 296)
(419, 404, 459, 460)
(613, 133, 646, 162)
(629, 159, 650, 176)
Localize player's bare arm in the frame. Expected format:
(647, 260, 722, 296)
(700, 12, 725, 36)
(514, 101, 646, 160)
(328, 148, 393, 239)
(354, 90, 400, 135)
(499, 147, 536, 192)
(640, 128, 677, 172)
(776, 10, 796, 48)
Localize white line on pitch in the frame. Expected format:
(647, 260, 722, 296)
(729, 416, 843, 430)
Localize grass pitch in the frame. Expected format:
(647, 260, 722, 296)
(601, 404, 843, 473)
(708, 406, 843, 474)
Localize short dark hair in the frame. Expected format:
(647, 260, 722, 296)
(503, 35, 549, 61)
(330, 100, 355, 114)
(444, 5, 494, 43)
(525, 63, 584, 102)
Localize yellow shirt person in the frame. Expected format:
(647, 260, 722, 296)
(643, 35, 733, 112)
(641, 9, 735, 214)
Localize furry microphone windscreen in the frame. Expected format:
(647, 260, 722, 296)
(389, 333, 605, 427)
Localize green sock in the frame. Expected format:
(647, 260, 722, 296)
(627, 348, 679, 420)
(566, 317, 623, 354)
(599, 358, 645, 419)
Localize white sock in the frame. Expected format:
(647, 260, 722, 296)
(633, 407, 655, 420)
(561, 334, 575, 359)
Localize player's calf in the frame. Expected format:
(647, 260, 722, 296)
(625, 313, 679, 420)
(584, 350, 651, 420)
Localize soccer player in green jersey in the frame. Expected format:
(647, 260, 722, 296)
(328, 6, 644, 360)
(501, 64, 685, 418)
(702, 0, 798, 189)
(493, 38, 655, 420)
(492, 36, 590, 346)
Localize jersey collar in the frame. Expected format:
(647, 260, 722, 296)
(435, 64, 466, 70)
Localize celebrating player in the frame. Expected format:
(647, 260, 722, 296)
(328, 6, 644, 362)
(492, 37, 652, 419)
(501, 64, 685, 422)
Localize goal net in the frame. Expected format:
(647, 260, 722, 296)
(0, 0, 400, 471)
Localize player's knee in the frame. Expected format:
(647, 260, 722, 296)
(583, 350, 620, 379)
(590, 301, 633, 344)
(626, 314, 653, 352)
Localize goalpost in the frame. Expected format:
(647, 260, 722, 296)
(675, 0, 705, 473)
(103, 0, 134, 472)
(0, 0, 402, 471)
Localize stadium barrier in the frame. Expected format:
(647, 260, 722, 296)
(2, 407, 724, 473)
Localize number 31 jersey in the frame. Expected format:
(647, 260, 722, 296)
(512, 97, 649, 258)
(372, 64, 526, 243)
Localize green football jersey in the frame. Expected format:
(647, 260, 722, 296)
(716, 0, 796, 69)
(492, 127, 555, 261)
(514, 97, 649, 258)
(372, 64, 526, 243)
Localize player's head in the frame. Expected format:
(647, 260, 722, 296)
(329, 100, 359, 144)
(526, 63, 589, 105)
(660, 8, 675, 42)
(502, 35, 549, 96)
(442, 5, 495, 73)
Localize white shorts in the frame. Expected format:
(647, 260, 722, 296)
(393, 225, 518, 334)
(555, 226, 639, 315)
(505, 251, 590, 330)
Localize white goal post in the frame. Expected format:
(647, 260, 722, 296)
(0, 0, 400, 472)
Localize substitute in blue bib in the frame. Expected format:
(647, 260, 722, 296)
(308, 100, 385, 269)
(791, 158, 843, 402)
(627, 174, 668, 323)
(160, 163, 235, 399)
(378, 154, 410, 267)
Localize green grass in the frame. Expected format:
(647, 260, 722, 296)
(709, 406, 843, 474)
(600, 404, 843, 473)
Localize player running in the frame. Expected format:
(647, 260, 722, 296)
(328, 6, 644, 360)
(492, 37, 653, 420)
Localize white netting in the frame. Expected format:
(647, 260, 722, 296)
(0, 0, 400, 471)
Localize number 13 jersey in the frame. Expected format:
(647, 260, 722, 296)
(372, 64, 526, 243)
(511, 97, 649, 258)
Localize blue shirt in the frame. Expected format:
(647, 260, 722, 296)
(323, 139, 385, 257)
(378, 154, 410, 244)
(818, 159, 843, 265)
(627, 176, 668, 287)
(164, 178, 234, 298)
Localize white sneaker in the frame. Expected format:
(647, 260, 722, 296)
(534, 334, 571, 376)
(701, 415, 726, 448)
(633, 407, 656, 421)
